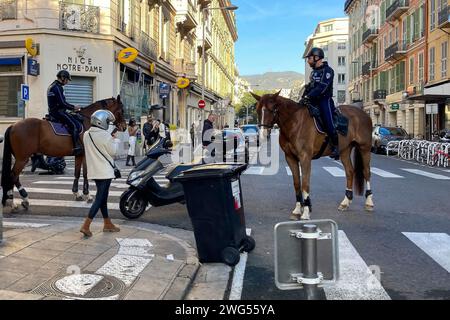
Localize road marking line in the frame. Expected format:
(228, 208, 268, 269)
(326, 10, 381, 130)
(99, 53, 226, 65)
(324, 231, 391, 300)
(243, 167, 264, 175)
(55, 274, 104, 297)
(14, 199, 120, 210)
(401, 169, 450, 180)
(3, 222, 51, 229)
(229, 229, 252, 300)
(14, 187, 123, 197)
(286, 167, 292, 176)
(403, 232, 450, 273)
(370, 168, 404, 178)
(323, 167, 346, 177)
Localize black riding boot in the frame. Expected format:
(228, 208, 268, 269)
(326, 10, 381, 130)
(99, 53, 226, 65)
(72, 134, 83, 157)
(329, 134, 340, 160)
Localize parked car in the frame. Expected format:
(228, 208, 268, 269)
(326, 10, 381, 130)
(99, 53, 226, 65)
(372, 125, 409, 154)
(214, 129, 249, 163)
(241, 124, 260, 147)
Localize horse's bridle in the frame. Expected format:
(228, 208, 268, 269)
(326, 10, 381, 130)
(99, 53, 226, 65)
(258, 104, 279, 130)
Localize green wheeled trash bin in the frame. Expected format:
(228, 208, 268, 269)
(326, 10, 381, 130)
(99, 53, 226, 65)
(173, 163, 255, 266)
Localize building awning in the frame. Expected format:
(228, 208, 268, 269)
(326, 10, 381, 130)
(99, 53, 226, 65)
(0, 56, 23, 66)
(424, 81, 450, 100)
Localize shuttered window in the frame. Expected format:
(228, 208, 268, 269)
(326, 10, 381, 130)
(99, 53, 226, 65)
(0, 76, 23, 117)
(64, 76, 94, 107)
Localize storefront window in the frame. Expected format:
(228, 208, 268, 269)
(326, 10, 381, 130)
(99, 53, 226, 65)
(0, 76, 24, 117)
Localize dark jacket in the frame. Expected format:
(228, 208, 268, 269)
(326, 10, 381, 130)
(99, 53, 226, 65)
(304, 61, 334, 101)
(143, 122, 153, 141)
(202, 119, 214, 147)
(47, 80, 75, 113)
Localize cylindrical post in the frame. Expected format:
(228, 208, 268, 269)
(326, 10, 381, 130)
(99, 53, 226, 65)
(301, 224, 319, 300)
(201, 8, 206, 128)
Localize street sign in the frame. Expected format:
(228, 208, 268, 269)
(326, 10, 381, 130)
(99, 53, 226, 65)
(27, 59, 40, 76)
(390, 103, 400, 111)
(117, 47, 138, 64)
(159, 83, 170, 99)
(274, 219, 339, 290)
(21, 84, 30, 101)
(198, 100, 206, 109)
(426, 103, 438, 115)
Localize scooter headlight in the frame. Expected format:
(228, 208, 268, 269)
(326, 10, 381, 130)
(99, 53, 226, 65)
(128, 171, 144, 181)
(130, 178, 143, 187)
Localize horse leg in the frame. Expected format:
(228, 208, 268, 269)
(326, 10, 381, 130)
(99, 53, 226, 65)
(299, 156, 312, 220)
(361, 149, 374, 212)
(286, 155, 302, 221)
(10, 159, 29, 212)
(73, 156, 83, 201)
(82, 157, 93, 203)
(339, 148, 354, 212)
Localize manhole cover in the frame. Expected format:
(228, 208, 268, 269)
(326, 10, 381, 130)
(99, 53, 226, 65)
(31, 271, 134, 300)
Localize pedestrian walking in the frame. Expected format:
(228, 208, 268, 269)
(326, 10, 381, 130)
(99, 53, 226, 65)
(202, 114, 216, 163)
(143, 114, 155, 148)
(80, 110, 121, 237)
(190, 123, 195, 149)
(126, 118, 138, 166)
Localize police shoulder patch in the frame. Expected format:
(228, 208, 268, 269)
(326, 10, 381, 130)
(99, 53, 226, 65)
(326, 73, 331, 79)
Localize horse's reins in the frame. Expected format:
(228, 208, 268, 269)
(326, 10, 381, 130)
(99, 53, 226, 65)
(258, 105, 279, 130)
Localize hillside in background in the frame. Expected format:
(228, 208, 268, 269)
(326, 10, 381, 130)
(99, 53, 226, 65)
(242, 71, 305, 91)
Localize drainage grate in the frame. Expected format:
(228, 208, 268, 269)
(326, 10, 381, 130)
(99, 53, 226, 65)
(31, 271, 134, 300)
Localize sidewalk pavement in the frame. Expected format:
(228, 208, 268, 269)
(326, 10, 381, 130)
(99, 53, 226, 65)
(0, 216, 232, 300)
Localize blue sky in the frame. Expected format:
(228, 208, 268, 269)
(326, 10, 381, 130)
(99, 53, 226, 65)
(234, 0, 347, 76)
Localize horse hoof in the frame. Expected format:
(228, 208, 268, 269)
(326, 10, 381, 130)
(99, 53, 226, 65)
(290, 214, 301, 221)
(338, 205, 349, 212)
(21, 201, 30, 210)
(365, 205, 374, 212)
(85, 196, 94, 203)
(11, 204, 20, 213)
(301, 210, 311, 220)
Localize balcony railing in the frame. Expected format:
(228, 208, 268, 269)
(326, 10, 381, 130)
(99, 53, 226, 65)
(386, 0, 409, 22)
(139, 31, 158, 60)
(385, 41, 407, 61)
(438, 6, 450, 28)
(0, 0, 16, 20)
(362, 62, 376, 76)
(373, 90, 387, 100)
(60, 2, 100, 33)
(362, 28, 379, 44)
(174, 58, 197, 79)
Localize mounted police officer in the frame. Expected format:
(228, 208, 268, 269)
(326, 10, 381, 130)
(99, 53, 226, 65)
(300, 47, 339, 159)
(47, 70, 83, 156)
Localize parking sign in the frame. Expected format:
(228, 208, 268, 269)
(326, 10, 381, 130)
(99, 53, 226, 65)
(21, 84, 30, 101)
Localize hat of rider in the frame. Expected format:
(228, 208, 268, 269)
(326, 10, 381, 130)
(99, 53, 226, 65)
(57, 70, 72, 81)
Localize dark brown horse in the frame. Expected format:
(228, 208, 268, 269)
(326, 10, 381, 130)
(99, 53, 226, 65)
(1, 96, 127, 211)
(252, 91, 374, 220)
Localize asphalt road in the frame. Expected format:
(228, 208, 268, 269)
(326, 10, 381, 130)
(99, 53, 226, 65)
(4, 139, 450, 300)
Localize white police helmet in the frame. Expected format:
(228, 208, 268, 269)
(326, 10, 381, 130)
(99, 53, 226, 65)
(91, 110, 115, 130)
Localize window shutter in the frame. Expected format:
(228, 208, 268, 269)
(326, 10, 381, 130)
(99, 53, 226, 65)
(406, 15, 411, 45)
(414, 10, 420, 41)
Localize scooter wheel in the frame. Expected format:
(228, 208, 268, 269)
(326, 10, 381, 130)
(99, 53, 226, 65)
(119, 189, 148, 220)
(241, 236, 256, 253)
(221, 247, 240, 266)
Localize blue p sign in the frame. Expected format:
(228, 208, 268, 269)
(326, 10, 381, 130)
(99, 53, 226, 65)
(21, 84, 29, 101)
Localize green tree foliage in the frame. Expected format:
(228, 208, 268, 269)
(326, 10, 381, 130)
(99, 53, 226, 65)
(235, 90, 276, 124)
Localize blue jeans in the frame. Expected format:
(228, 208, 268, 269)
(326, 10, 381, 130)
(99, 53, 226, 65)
(88, 179, 112, 219)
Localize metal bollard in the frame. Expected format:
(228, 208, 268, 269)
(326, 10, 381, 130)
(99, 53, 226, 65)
(301, 224, 320, 300)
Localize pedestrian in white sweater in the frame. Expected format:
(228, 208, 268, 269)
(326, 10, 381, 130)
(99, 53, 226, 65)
(80, 110, 122, 237)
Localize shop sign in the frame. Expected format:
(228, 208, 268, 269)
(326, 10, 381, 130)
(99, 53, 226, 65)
(150, 62, 156, 74)
(118, 47, 138, 64)
(25, 38, 38, 56)
(56, 47, 103, 73)
(177, 77, 190, 89)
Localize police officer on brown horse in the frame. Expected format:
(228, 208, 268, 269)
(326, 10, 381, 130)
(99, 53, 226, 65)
(300, 47, 339, 159)
(47, 70, 83, 156)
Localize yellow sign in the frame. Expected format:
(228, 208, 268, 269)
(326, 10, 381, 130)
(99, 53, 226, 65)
(25, 38, 37, 56)
(177, 78, 190, 89)
(150, 62, 156, 74)
(117, 47, 138, 64)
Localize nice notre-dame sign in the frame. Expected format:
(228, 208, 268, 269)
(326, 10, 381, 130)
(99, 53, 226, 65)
(56, 47, 103, 74)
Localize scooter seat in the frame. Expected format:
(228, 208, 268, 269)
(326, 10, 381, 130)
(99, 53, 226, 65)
(165, 164, 200, 181)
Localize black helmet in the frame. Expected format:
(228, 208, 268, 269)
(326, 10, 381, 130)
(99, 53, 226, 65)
(305, 47, 325, 60)
(57, 70, 72, 81)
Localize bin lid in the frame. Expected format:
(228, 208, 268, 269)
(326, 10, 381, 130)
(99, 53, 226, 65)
(173, 163, 248, 182)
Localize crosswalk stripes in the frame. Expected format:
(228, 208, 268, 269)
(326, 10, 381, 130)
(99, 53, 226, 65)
(323, 167, 346, 177)
(401, 169, 450, 180)
(370, 168, 404, 178)
(402, 233, 450, 273)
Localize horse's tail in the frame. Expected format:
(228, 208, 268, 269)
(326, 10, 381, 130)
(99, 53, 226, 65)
(353, 145, 365, 196)
(1, 126, 13, 205)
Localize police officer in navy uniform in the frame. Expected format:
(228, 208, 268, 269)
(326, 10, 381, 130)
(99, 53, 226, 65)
(47, 70, 83, 156)
(300, 47, 339, 159)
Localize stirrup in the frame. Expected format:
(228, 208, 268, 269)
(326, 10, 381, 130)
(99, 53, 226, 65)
(72, 147, 83, 156)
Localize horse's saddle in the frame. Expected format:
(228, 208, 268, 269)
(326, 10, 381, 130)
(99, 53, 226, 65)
(306, 104, 349, 137)
(44, 113, 84, 137)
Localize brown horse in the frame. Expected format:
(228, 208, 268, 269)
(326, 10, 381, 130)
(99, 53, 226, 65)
(1, 96, 127, 210)
(252, 91, 374, 220)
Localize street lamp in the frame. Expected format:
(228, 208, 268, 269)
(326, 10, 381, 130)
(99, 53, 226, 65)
(201, 4, 238, 124)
